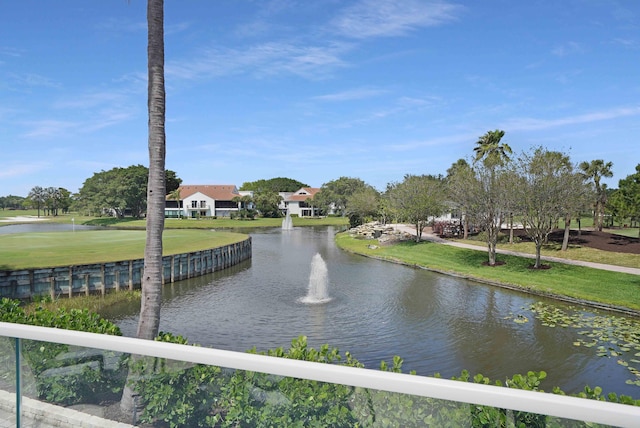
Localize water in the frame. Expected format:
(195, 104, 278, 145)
(300, 253, 331, 304)
(0, 223, 100, 235)
(282, 210, 293, 230)
(109, 226, 640, 397)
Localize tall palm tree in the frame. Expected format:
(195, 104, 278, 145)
(121, 0, 165, 418)
(579, 159, 613, 231)
(473, 129, 512, 167)
(472, 130, 512, 266)
(28, 186, 45, 217)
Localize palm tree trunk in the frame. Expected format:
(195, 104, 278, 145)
(121, 0, 165, 419)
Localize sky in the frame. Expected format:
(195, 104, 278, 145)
(1, 1, 639, 197)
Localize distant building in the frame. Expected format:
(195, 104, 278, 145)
(280, 187, 321, 217)
(165, 185, 249, 218)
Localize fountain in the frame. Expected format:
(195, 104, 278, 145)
(300, 253, 331, 304)
(282, 209, 293, 230)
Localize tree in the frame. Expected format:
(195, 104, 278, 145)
(616, 164, 640, 237)
(165, 169, 182, 195)
(28, 186, 45, 217)
(386, 175, 445, 242)
(579, 159, 613, 232)
(43, 187, 62, 216)
(121, 0, 166, 418)
(345, 186, 380, 227)
(253, 190, 283, 218)
(514, 148, 575, 268)
(473, 129, 512, 166)
(470, 130, 513, 266)
(240, 177, 308, 193)
(314, 177, 368, 216)
(75, 165, 179, 217)
(446, 159, 474, 239)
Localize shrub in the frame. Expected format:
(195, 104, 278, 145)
(0, 298, 125, 405)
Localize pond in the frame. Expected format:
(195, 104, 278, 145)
(107, 226, 640, 397)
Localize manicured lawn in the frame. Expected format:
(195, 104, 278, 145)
(0, 229, 247, 270)
(336, 233, 640, 312)
(452, 237, 640, 269)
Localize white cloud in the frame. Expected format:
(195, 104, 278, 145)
(313, 87, 388, 101)
(504, 106, 640, 132)
(167, 41, 352, 81)
(330, 0, 461, 39)
(0, 162, 48, 179)
(551, 41, 584, 57)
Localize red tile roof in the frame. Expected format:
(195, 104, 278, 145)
(173, 185, 240, 201)
(286, 187, 320, 202)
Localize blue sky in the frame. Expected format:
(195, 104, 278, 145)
(1, 1, 638, 196)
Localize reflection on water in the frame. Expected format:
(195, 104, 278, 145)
(110, 227, 639, 397)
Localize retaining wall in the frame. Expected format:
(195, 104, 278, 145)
(0, 238, 252, 300)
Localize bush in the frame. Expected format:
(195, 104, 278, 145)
(0, 298, 125, 405)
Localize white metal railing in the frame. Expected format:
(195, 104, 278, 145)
(2, 321, 639, 427)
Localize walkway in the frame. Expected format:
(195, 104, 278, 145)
(390, 224, 640, 276)
(0, 390, 134, 427)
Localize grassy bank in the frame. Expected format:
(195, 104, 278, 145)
(453, 237, 640, 269)
(0, 229, 247, 270)
(336, 233, 640, 313)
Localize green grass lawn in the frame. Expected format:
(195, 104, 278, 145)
(336, 233, 640, 312)
(452, 236, 640, 269)
(0, 229, 247, 270)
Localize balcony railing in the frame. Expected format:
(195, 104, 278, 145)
(1, 321, 638, 427)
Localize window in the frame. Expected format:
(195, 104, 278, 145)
(191, 200, 198, 208)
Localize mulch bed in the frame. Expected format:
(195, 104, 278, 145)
(510, 229, 640, 255)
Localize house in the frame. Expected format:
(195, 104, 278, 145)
(280, 187, 321, 217)
(165, 185, 251, 218)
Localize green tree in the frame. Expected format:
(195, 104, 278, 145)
(471, 129, 513, 266)
(28, 186, 45, 217)
(579, 159, 613, 232)
(314, 177, 368, 216)
(446, 159, 474, 239)
(345, 186, 380, 227)
(240, 177, 308, 193)
(386, 174, 445, 242)
(75, 165, 179, 217)
(165, 169, 182, 194)
(616, 164, 640, 236)
(515, 148, 576, 268)
(473, 129, 512, 166)
(253, 191, 283, 218)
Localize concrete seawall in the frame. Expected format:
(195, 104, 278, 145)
(0, 237, 252, 300)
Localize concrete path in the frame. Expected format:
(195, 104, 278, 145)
(389, 224, 640, 276)
(0, 390, 135, 427)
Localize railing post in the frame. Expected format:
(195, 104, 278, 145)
(15, 337, 21, 428)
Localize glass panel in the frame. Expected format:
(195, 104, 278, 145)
(0, 337, 18, 425)
(0, 338, 624, 427)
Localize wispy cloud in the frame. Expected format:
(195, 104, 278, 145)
(21, 120, 78, 139)
(551, 41, 585, 57)
(330, 0, 461, 39)
(167, 41, 352, 81)
(5, 72, 60, 90)
(0, 46, 23, 57)
(504, 106, 640, 132)
(386, 132, 475, 151)
(0, 162, 48, 179)
(313, 87, 388, 101)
